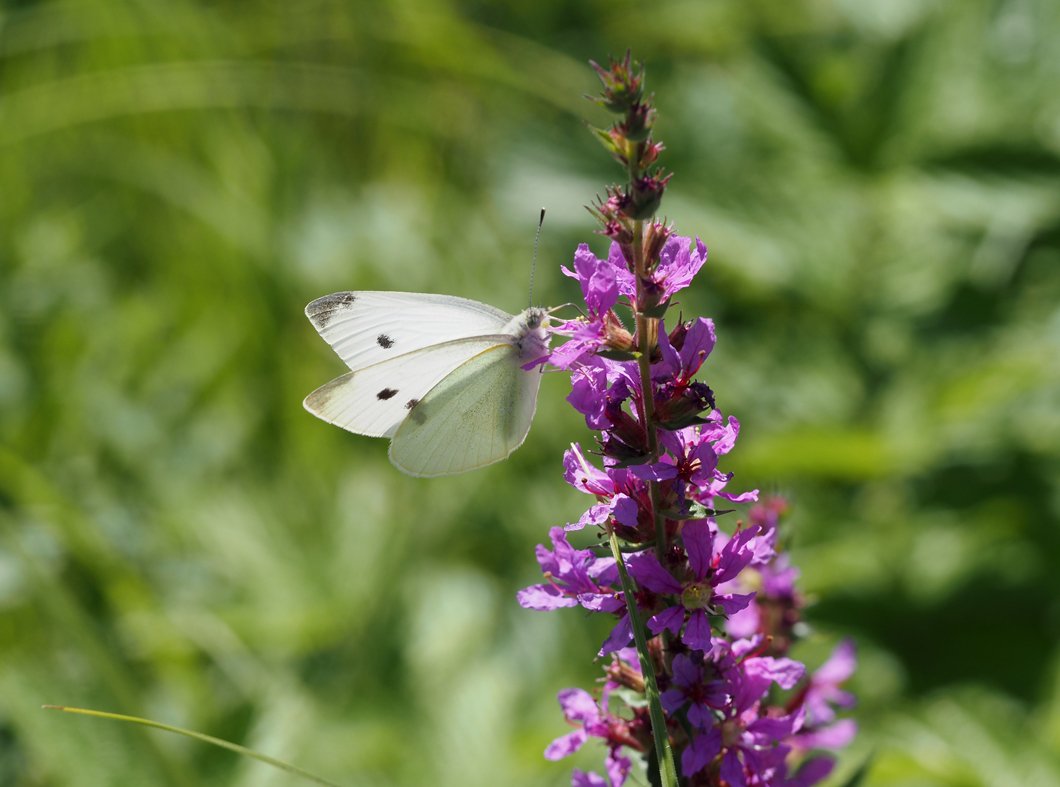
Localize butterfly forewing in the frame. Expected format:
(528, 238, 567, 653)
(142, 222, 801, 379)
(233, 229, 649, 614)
(305, 291, 514, 372)
(388, 344, 543, 476)
(303, 336, 512, 438)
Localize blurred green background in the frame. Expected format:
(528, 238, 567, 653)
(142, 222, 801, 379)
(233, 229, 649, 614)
(1, 1, 1059, 785)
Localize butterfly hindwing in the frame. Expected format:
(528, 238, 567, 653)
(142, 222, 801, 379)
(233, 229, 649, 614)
(305, 291, 514, 372)
(388, 344, 543, 476)
(303, 336, 512, 438)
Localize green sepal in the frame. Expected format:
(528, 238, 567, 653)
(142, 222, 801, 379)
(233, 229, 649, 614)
(610, 686, 649, 708)
(656, 413, 712, 431)
(708, 611, 729, 627)
(686, 501, 711, 519)
(597, 348, 640, 362)
(591, 541, 653, 556)
(640, 300, 670, 319)
(683, 501, 734, 519)
(590, 125, 625, 162)
(609, 452, 654, 469)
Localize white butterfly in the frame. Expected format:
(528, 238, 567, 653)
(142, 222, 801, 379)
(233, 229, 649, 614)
(303, 291, 552, 477)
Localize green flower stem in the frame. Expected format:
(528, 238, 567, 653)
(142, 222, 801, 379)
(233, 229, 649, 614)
(607, 530, 679, 787)
(629, 238, 663, 543)
(601, 92, 676, 785)
(42, 706, 344, 787)
(624, 136, 679, 784)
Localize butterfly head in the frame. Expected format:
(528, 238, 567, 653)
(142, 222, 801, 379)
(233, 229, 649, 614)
(511, 306, 552, 364)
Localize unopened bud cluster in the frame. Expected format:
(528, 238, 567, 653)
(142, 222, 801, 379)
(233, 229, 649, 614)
(588, 52, 673, 292)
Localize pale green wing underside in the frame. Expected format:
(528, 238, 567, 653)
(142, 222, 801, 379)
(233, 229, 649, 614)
(388, 344, 543, 477)
(303, 336, 509, 438)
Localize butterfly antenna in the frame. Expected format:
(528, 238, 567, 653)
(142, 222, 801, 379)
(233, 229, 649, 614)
(529, 207, 545, 306)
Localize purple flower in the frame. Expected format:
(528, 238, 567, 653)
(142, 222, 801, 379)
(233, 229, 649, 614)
(682, 715, 799, 784)
(625, 521, 758, 652)
(545, 689, 637, 787)
(549, 245, 636, 370)
(569, 495, 639, 533)
(646, 235, 708, 302)
(677, 414, 758, 506)
(659, 653, 728, 729)
(651, 320, 718, 428)
(784, 757, 837, 787)
(563, 442, 619, 496)
(562, 243, 632, 315)
(567, 361, 637, 432)
(635, 417, 758, 507)
(791, 719, 857, 752)
(723, 552, 801, 641)
(595, 609, 635, 657)
(717, 500, 802, 640)
(803, 640, 857, 726)
(571, 770, 609, 787)
(548, 317, 616, 371)
(787, 640, 858, 754)
(680, 639, 805, 781)
(562, 444, 651, 537)
(517, 527, 617, 612)
(653, 317, 717, 383)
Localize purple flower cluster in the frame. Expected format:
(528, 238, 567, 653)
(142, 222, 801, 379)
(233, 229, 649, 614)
(518, 238, 857, 786)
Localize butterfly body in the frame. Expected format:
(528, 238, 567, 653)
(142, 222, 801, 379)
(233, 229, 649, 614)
(304, 292, 550, 476)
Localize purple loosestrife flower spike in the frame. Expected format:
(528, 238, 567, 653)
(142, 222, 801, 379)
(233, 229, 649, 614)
(520, 53, 856, 787)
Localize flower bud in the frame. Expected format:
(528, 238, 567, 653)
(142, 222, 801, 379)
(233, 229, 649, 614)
(599, 219, 635, 255)
(600, 406, 649, 464)
(625, 171, 672, 221)
(618, 102, 656, 143)
(665, 318, 697, 358)
(606, 656, 646, 693)
(642, 220, 673, 271)
(632, 274, 666, 317)
(589, 51, 644, 114)
(655, 381, 716, 430)
(602, 311, 636, 353)
(638, 140, 664, 170)
(594, 186, 634, 223)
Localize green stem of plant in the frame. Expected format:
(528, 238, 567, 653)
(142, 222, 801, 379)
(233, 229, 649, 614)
(607, 531, 679, 787)
(629, 220, 665, 561)
(42, 706, 344, 787)
(619, 133, 678, 786)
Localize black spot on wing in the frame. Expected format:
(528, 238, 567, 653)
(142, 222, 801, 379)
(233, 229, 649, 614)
(305, 292, 357, 328)
(377, 388, 398, 400)
(405, 398, 419, 409)
(377, 333, 395, 348)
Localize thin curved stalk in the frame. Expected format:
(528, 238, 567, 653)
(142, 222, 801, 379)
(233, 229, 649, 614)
(43, 706, 344, 787)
